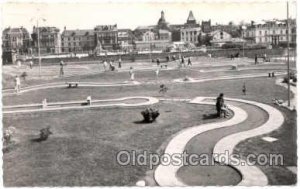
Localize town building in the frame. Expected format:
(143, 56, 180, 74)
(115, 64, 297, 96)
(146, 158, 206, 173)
(169, 24, 184, 42)
(209, 30, 232, 47)
(142, 30, 156, 41)
(118, 29, 134, 51)
(2, 27, 31, 54)
(94, 25, 118, 50)
(158, 29, 172, 41)
(157, 11, 169, 30)
(242, 19, 296, 46)
(180, 11, 201, 45)
(201, 20, 212, 33)
(61, 29, 96, 53)
(134, 40, 171, 52)
(32, 26, 61, 54)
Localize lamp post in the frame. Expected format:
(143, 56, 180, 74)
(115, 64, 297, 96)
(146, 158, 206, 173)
(241, 25, 247, 57)
(286, 1, 291, 107)
(31, 10, 46, 77)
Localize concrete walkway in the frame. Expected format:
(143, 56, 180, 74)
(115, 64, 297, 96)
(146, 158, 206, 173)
(2, 81, 141, 96)
(154, 97, 248, 186)
(213, 97, 284, 186)
(3, 96, 159, 114)
(173, 72, 286, 83)
(3, 72, 284, 96)
(154, 96, 284, 186)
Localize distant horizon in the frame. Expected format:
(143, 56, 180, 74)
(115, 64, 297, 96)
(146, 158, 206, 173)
(1, 0, 297, 32)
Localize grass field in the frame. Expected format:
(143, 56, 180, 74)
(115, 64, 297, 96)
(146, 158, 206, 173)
(3, 102, 219, 186)
(2, 58, 296, 186)
(3, 77, 292, 106)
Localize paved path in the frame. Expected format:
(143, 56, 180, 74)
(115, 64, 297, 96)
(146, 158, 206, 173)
(2, 81, 141, 96)
(173, 72, 286, 83)
(154, 96, 284, 186)
(3, 72, 282, 96)
(3, 96, 159, 114)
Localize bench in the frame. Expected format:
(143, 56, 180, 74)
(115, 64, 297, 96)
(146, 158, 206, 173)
(66, 82, 79, 88)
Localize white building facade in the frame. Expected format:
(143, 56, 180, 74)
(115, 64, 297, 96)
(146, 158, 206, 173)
(180, 27, 201, 44)
(242, 20, 296, 45)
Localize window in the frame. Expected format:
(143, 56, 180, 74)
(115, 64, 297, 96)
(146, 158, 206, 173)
(273, 30, 275, 34)
(265, 30, 267, 34)
(259, 31, 262, 35)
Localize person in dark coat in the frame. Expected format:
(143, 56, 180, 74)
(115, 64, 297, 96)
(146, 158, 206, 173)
(187, 57, 192, 66)
(216, 93, 224, 117)
(255, 54, 258, 64)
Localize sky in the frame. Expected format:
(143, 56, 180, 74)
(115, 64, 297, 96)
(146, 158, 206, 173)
(0, 0, 297, 32)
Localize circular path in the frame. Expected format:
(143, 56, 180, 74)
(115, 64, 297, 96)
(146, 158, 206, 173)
(154, 97, 284, 186)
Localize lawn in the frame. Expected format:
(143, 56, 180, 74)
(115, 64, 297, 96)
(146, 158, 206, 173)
(2, 64, 296, 186)
(3, 77, 292, 106)
(3, 101, 219, 186)
(2, 60, 290, 89)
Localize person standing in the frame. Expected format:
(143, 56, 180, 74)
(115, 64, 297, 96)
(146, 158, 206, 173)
(109, 60, 114, 71)
(29, 60, 33, 69)
(242, 83, 247, 95)
(129, 67, 135, 81)
(254, 54, 258, 64)
(103, 60, 108, 71)
(59, 61, 64, 77)
(216, 93, 224, 117)
(15, 75, 21, 93)
(118, 58, 122, 68)
(155, 67, 160, 80)
(156, 58, 160, 66)
(187, 57, 192, 66)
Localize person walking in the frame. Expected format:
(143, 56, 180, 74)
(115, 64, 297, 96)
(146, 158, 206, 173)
(15, 75, 21, 93)
(216, 93, 225, 117)
(59, 61, 64, 77)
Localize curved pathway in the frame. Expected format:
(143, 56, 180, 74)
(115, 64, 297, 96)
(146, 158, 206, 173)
(3, 72, 284, 96)
(154, 96, 284, 186)
(3, 96, 159, 114)
(173, 72, 286, 83)
(213, 98, 284, 186)
(2, 81, 141, 96)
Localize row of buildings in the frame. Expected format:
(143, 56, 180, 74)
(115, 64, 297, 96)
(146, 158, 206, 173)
(2, 10, 297, 57)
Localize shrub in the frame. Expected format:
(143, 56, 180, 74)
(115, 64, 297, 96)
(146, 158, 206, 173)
(141, 108, 160, 123)
(21, 72, 28, 80)
(39, 127, 53, 141)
